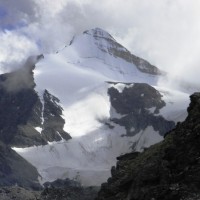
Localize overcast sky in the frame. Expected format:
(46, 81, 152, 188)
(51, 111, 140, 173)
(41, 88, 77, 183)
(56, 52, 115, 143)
(0, 0, 200, 85)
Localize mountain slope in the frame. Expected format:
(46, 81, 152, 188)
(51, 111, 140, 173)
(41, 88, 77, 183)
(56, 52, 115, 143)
(11, 28, 189, 186)
(0, 92, 197, 200)
(34, 28, 188, 138)
(96, 93, 200, 200)
(12, 81, 177, 185)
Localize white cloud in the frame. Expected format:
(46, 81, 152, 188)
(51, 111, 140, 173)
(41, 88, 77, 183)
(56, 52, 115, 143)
(0, 0, 200, 86)
(0, 31, 38, 73)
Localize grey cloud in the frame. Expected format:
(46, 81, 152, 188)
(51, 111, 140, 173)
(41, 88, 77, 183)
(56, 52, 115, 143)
(0, 0, 38, 28)
(1, 55, 42, 92)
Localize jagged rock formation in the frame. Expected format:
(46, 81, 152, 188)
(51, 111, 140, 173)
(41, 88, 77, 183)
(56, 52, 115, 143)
(14, 89, 71, 147)
(0, 58, 71, 188)
(41, 90, 71, 142)
(96, 93, 200, 200)
(0, 57, 71, 147)
(108, 82, 175, 138)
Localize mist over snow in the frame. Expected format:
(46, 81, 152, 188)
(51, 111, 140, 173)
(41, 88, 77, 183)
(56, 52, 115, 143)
(0, 0, 200, 86)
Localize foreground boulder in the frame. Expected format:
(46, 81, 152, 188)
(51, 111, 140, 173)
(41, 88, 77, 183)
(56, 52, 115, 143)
(96, 93, 200, 200)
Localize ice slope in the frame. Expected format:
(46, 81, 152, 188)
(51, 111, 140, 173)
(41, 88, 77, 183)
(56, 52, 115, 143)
(13, 125, 163, 186)
(57, 28, 160, 85)
(155, 86, 190, 123)
(13, 28, 190, 186)
(13, 83, 188, 186)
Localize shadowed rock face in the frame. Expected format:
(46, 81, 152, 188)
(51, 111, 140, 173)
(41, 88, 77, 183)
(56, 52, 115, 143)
(0, 74, 39, 145)
(0, 58, 71, 188)
(41, 90, 72, 142)
(108, 82, 175, 137)
(96, 93, 200, 200)
(0, 65, 71, 147)
(0, 142, 40, 189)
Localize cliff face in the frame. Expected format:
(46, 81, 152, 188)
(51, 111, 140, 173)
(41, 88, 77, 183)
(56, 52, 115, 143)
(0, 61, 71, 188)
(96, 93, 200, 200)
(0, 141, 40, 189)
(108, 82, 175, 138)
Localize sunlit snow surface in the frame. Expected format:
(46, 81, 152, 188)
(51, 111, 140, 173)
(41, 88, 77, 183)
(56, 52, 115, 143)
(13, 30, 190, 186)
(155, 86, 189, 123)
(13, 125, 163, 186)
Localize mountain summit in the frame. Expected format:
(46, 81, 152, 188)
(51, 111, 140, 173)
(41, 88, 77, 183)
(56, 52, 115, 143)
(83, 27, 116, 40)
(67, 28, 162, 75)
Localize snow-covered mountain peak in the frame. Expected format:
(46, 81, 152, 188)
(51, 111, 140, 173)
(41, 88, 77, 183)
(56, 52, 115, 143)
(6, 27, 189, 187)
(61, 28, 162, 76)
(83, 27, 116, 42)
(68, 27, 128, 56)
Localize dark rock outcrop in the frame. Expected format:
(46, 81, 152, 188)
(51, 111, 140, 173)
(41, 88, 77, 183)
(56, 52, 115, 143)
(96, 92, 200, 200)
(108, 82, 175, 137)
(41, 90, 71, 142)
(0, 86, 39, 145)
(0, 142, 40, 190)
(0, 58, 71, 188)
(0, 60, 71, 147)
